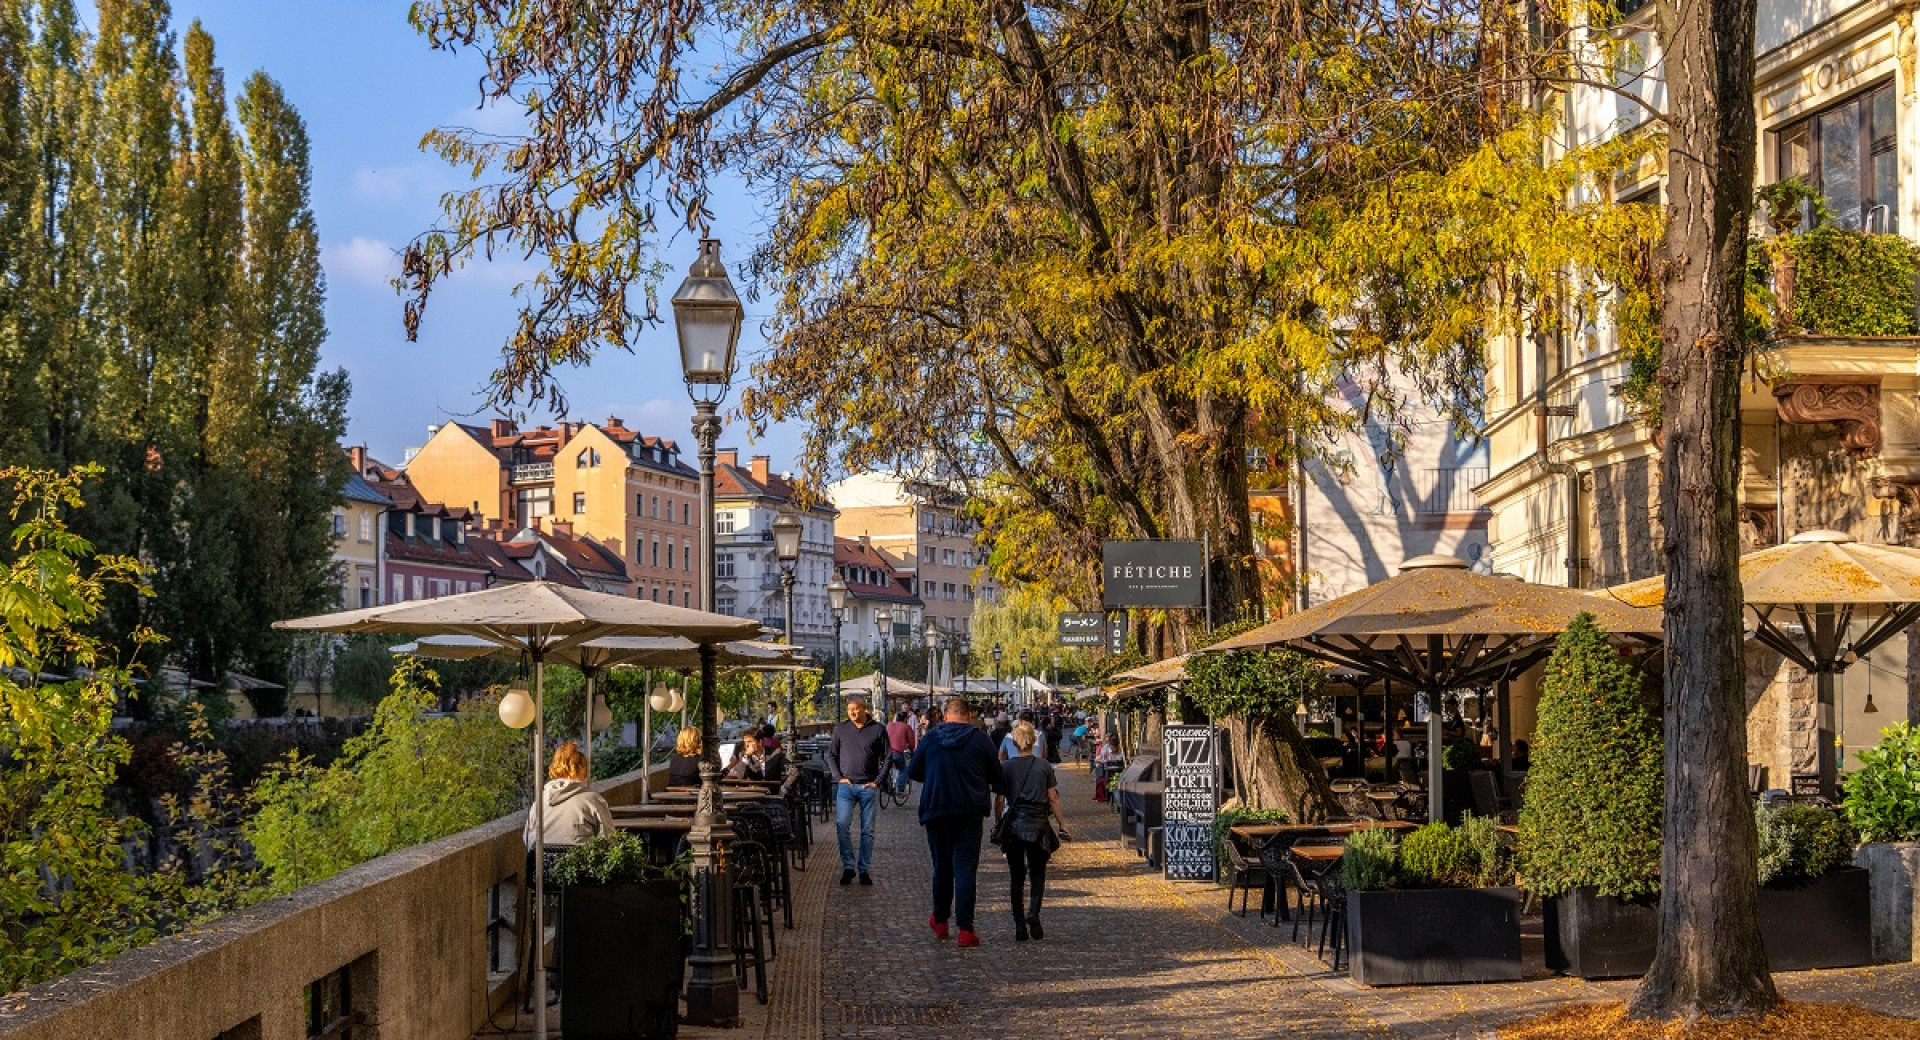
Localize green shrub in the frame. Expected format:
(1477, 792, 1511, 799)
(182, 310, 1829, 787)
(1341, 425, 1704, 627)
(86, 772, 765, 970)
(1516, 614, 1664, 900)
(1755, 804, 1857, 886)
(1342, 827, 1400, 891)
(1459, 813, 1514, 888)
(592, 744, 651, 782)
(1842, 722, 1920, 844)
(1400, 823, 1477, 887)
(1441, 736, 1481, 771)
(549, 833, 680, 885)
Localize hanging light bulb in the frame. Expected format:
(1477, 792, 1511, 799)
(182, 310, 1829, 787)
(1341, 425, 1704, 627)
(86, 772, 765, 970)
(668, 688, 685, 713)
(648, 684, 676, 713)
(498, 682, 536, 729)
(590, 691, 613, 732)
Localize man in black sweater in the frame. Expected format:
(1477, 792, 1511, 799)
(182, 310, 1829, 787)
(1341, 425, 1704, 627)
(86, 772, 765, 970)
(829, 696, 891, 885)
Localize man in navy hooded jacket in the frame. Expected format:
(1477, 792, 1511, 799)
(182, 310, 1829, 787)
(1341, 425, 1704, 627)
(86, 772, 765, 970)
(907, 696, 1004, 947)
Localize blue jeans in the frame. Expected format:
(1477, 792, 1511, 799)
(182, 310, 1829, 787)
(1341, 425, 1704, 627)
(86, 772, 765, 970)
(835, 782, 879, 873)
(890, 751, 911, 795)
(925, 816, 984, 932)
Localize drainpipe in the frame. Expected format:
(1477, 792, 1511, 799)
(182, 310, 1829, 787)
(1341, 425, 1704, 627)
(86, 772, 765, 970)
(1534, 331, 1582, 588)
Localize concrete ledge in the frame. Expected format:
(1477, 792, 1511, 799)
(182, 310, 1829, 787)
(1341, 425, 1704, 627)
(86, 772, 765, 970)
(1857, 840, 1920, 963)
(0, 764, 665, 1040)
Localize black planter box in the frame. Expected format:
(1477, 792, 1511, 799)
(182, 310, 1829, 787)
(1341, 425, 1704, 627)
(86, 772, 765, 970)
(1543, 887, 1658, 979)
(561, 878, 686, 1040)
(1758, 865, 1873, 971)
(1346, 887, 1524, 986)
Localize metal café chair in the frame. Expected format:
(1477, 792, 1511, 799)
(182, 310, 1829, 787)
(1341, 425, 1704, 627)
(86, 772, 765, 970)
(1223, 839, 1269, 919)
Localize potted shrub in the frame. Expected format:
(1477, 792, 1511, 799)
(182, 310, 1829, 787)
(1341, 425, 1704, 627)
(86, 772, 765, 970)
(1517, 614, 1664, 979)
(1843, 721, 1920, 962)
(1753, 803, 1870, 970)
(1342, 815, 1524, 986)
(549, 833, 688, 1040)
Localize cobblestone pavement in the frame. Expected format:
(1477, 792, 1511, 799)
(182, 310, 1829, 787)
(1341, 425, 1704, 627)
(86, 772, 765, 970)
(483, 762, 1920, 1040)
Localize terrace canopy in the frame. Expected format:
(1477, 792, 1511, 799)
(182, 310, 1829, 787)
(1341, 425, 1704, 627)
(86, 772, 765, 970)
(1605, 529, 1920, 799)
(275, 581, 760, 1028)
(1205, 555, 1663, 821)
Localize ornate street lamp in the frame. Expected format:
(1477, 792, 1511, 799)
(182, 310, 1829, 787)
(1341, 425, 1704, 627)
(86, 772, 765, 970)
(875, 606, 892, 706)
(674, 236, 743, 1027)
(958, 635, 971, 702)
(772, 511, 803, 740)
(827, 576, 848, 720)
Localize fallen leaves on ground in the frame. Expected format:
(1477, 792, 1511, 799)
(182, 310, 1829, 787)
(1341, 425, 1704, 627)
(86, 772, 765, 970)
(1498, 1001, 1920, 1040)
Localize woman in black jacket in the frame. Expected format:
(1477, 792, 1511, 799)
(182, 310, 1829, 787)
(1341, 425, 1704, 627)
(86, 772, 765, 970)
(992, 721, 1071, 941)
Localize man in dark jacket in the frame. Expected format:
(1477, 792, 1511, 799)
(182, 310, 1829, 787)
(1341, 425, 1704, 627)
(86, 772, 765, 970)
(907, 696, 1004, 947)
(829, 696, 891, 885)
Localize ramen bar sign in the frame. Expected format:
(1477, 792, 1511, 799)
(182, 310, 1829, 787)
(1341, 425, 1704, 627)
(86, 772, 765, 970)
(1101, 541, 1205, 608)
(1161, 725, 1218, 882)
(1057, 612, 1106, 646)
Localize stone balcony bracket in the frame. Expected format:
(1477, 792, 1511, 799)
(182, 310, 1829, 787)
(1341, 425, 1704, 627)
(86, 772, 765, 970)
(1773, 378, 1883, 456)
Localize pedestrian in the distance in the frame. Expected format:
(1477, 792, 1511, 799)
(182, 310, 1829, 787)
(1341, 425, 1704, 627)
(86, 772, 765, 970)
(993, 721, 1070, 940)
(829, 696, 890, 885)
(885, 709, 918, 797)
(908, 696, 1004, 947)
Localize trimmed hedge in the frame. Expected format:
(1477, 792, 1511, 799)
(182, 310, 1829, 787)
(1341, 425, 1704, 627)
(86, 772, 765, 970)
(1516, 614, 1663, 900)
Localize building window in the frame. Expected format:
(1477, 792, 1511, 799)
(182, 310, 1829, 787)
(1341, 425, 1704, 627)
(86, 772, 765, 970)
(412, 575, 425, 600)
(945, 581, 957, 600)
(572, 492, 586, 514)
(717, 553, 736, 579)
(923, 546, 935, 563)
(576, 447, 600, 467)
(716, 511, 735, 534)
(943, 549, 956, 565)
(716, 594, 735, 615)
(651, 585, 660, 601)
(392, 574, 406, 603)
(652, 538, 660, 567)
(518, 487, 553, 519)
(651, 495, 659, 519)
(681, 502, 690, 525)
(358, 513, 373, 542)
(332, 511, 346, 538)
(358, 576, 373, 609)
(1776, 80, 1898, 232)
(964, 584, 974, 601)
(636, 493, 645, 514)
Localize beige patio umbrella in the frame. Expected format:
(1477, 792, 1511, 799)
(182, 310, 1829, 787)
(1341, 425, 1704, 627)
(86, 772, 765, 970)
(1605, 529, 1920, 799)
(1205, 555, 1664, 822)
(275, 581, 759, 1034)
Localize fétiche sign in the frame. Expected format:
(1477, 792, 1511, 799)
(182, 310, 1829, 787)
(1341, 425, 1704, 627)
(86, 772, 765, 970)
(1161, 725, 1218, 882)
(1058, 612, 1106, 646)
(1101, 541, 1205, 608)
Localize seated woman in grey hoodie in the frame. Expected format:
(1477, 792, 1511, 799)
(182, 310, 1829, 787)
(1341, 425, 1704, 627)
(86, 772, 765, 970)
(523, 741, 614, 848)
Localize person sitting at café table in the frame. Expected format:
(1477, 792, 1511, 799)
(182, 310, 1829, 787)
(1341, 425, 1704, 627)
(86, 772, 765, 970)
(728, 731, 782, 781)
(668, 726, 703, 786)
(523, 740, 614, 848)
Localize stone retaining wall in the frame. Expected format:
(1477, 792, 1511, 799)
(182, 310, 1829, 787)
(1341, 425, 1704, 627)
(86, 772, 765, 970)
(0, 765, 665, 1040)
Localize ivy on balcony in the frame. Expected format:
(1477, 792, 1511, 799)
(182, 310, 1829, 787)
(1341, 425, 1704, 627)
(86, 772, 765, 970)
(1613, 226, 1920, 424)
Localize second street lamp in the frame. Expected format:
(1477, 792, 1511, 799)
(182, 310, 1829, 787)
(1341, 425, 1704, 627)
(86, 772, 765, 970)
(875, 606, 892, 705)
(1020, 648, 1029, 709)
(992, 642, 1003, 714)
(674, 236, 743, 1027)
(827, 576, 848, 721)
(924, 620, 939, 714)
(772, 511, 803, 741)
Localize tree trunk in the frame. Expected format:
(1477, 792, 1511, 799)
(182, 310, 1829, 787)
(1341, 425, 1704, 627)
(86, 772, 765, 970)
(1629, 0, 1777, 1019)
(1226, 717, 1338, 822)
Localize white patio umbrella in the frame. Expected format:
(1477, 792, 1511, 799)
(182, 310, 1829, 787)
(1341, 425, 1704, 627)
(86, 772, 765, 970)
(275, 581, 759, 1037)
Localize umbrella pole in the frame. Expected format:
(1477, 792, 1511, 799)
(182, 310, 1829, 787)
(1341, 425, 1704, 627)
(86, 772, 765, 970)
(533, 654, 548, 1040)
(582, 665, 596, 781)
(1817, 666, 1838, 802)
(641, 669, 652, 806)
(1428, 696, 1442, 825)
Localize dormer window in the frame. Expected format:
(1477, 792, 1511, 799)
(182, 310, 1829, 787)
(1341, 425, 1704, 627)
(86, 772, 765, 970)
(577, 448, 601, 468)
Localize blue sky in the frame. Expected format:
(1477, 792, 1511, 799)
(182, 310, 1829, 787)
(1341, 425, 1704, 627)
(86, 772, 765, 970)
(171, 1, 804, 470)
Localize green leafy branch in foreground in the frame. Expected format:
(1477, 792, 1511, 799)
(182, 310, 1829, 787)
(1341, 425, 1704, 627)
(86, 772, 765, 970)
(245, 658, 529, 895)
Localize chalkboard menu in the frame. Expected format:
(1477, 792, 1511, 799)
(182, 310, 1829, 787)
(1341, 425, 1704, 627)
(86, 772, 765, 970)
(1161, 725, 1218, 882)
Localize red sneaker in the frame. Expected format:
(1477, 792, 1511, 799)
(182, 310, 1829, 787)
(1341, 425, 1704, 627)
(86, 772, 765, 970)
(929, 914, 949, 941)
(956, 929, 980, 948)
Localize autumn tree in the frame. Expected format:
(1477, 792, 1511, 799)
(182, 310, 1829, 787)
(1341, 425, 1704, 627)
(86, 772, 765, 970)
(403, 0, 1658, 810)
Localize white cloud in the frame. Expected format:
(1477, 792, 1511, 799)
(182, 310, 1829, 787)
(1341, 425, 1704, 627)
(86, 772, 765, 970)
(323, 237, 400, 288)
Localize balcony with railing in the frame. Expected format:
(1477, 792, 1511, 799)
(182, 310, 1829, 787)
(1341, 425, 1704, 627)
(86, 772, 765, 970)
(1410, 466, 1490, 515)
(509, 461, 554, 484)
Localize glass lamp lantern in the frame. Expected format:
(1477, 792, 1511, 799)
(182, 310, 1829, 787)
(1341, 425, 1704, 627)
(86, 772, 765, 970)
(827, 576, 848, 615)
(772, 512, 803, 563)
(672, 239, 745, 405)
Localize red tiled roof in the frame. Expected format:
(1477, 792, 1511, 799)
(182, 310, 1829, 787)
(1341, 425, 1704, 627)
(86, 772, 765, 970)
(384, 529, 492, 571)
(834, 537, 922, 605)
(466, 534, 536, 583)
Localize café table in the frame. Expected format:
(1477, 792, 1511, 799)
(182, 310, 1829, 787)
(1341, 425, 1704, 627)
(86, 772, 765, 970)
(612, 815, 697, 865)
(1289, 844, 1345, 863)
(1229, 819, 1415, 843)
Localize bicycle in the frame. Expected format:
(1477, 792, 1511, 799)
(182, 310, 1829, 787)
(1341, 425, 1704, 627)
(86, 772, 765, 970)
(879, 758, 912, 808)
